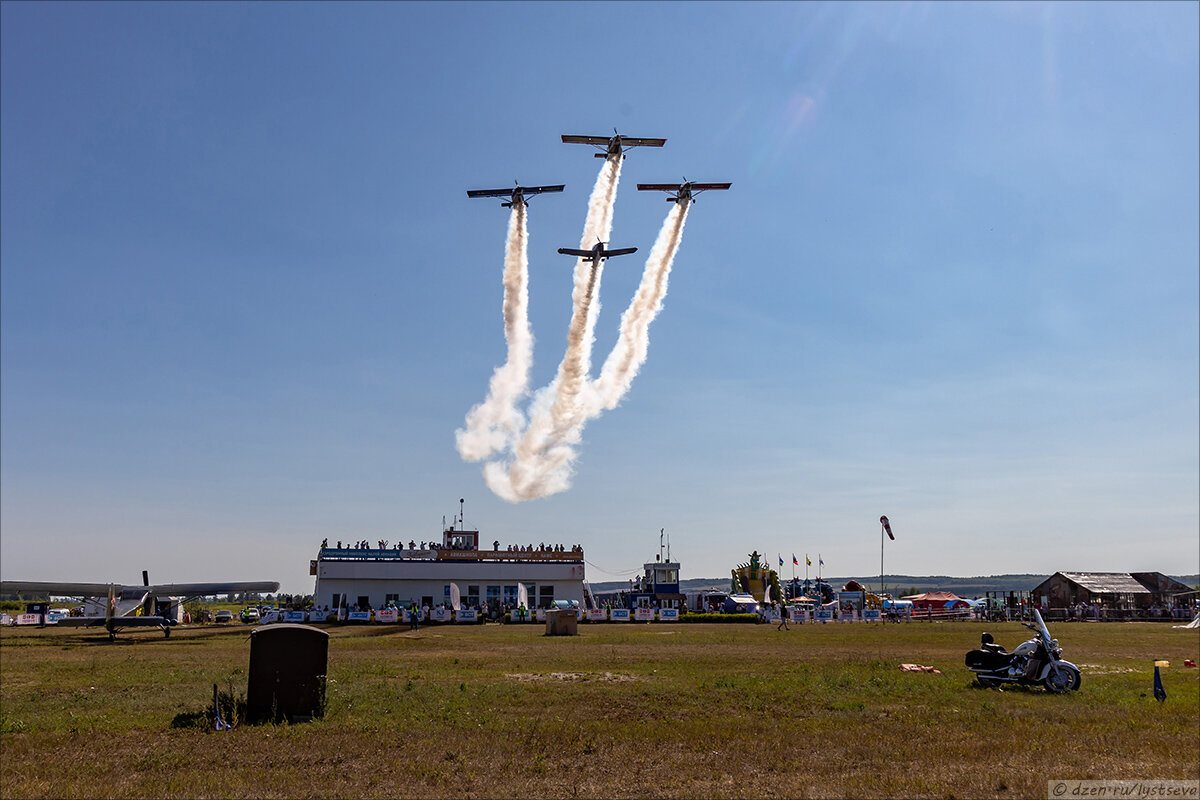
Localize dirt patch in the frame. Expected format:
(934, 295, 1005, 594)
(503, 671, 638, 683)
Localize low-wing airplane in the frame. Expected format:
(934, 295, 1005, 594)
(466, 182, 565, 208)
(557, 241, 638, 269)
(0, 575, 280, 640)
(637, 179, 732, 205)
(561, 129, 667, 160)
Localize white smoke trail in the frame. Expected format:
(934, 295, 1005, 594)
(455, 202, 533, 461)
(484, 157, 623, 501)
(588, 200, 689, 413)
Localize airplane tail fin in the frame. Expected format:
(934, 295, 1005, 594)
(106, 584, 116, 627)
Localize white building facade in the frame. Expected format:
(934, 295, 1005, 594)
(311, 527, 586, 612)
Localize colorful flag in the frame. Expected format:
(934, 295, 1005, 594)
(1154, 665, 1166, 702)
(793, 554, 799, 566)
(819, 556, 824, 566)
(881, 515, 894, 540)
(779, 555, 784, 567)
(806, 556, 811, 566)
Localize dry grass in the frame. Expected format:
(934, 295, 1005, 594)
(2, 619, 1197, 799)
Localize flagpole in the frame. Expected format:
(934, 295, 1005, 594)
(880, 520, 885, 599)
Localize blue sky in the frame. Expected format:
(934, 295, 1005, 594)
(3, 2, 1196, 594)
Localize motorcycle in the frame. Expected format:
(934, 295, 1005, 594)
(965, 608, 1081, 693)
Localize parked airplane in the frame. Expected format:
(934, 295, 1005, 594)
(0, 574, 280, 640)
(561, 129, 666, 160)
(636, 179, 732, 205)
(557, 241, 638, 269)
(466, 182, 565, 208)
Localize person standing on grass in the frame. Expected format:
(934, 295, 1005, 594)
(409, 603, 420, 631)
(777, 603, 790, 631)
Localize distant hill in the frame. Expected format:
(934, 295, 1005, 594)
(589, 573, 1200, 598)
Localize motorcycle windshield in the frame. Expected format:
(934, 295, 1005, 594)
(1033, 608, 1052, 642)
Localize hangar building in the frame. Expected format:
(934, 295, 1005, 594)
(1031, 571, 1192, 610)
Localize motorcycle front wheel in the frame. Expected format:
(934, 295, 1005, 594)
(1043, 663, 1081, 693)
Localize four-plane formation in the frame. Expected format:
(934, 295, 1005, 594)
(457, 130, 729, 502)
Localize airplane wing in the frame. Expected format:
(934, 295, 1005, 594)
(558, 248, 594, 257)
(466, 188, 515, 198)
(561, 135, 611, 145)
(146, 582, 281, 599)
(635, 183, 732, 191)
(601, 247, 638, 258)
(0, 580, 279, 599)
(522, 185, 565, 195)
(0, 581, 114, 597)
(618, 137, 667, 148)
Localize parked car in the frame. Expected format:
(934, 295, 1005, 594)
(240, 607, 260, 623)
(213, 609, 234, 624)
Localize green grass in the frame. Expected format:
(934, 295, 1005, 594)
(2, 620, 1197, 798)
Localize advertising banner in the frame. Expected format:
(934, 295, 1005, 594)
(815, 609, 834, 622)
(347, 611, 371, 623)
(634, 608, 653, 621)
(609, 608, 631, 622)
(863, 609, 882, 622)
(285, 611, 307, 623)
(375, 609, 399, 623)
(586, 609, 606, 622)
(430, 608, 452, 623)
(16, 613, 42, 626)
(657, 608, 679, 621)
(456, 609, 478, 623)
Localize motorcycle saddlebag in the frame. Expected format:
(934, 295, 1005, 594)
(965, 649, 1009, 670)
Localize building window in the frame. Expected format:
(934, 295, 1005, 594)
(357, 596, 370, 611)
(487, 586, 500, 606)
(385, 594, 400, 607)
(331, 593, 342, 610)
(504, 585, 518, 605)
(539, 585, 554, 609)
(467, 586, 480, 607)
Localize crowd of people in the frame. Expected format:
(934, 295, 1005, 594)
(318, 538, 583, 555)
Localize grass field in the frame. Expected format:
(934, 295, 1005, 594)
(2, 619, 1197, 799)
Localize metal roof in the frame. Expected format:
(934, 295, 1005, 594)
(1056, 572, 1151, 594)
